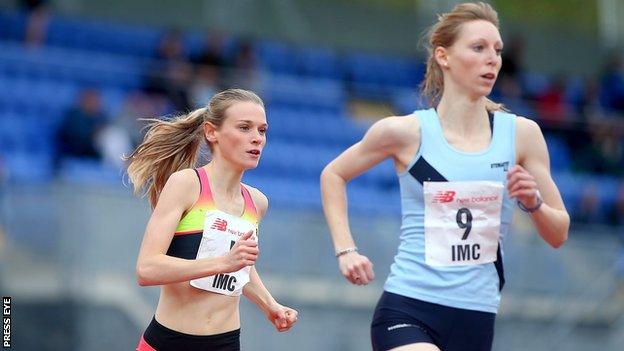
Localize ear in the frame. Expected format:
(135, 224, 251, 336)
(434, 46, 450, 69)
(203, 122, 218, 143)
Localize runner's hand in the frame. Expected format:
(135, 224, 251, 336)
(222, 230, 258, 273)
(266, 303, 298, 332)
(338, 251, 375, 285)
(507, 165, 540, 208)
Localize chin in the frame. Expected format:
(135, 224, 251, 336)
(242, 161, 260, 170)
(473, 88, 493, 99)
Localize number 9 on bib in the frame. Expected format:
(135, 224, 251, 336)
(424, 181, 503, 267)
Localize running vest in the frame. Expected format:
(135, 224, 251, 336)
(166, 167, 259, 296)
(383, 108, 516, 313)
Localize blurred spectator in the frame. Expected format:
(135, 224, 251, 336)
(574, 184, 604, 224)
(496, 75, 533, 117)
(600, 52, 624, 113)
(608, 184, 624, 227)
(116, 91, 168, 148)
(21, 0, 49, 47)
(162, 61, 193, 112)
(229, 39, 258, 90)
(572, 123, 623, 176)
(575, 78, 604, 118)
(95, 124, 132, 169)
(192, 31, 230, 88)
(155, 29, 185, 62)
(144, 29, 193, 113)
(500, 35, 525, 82)
(190, 65, 219, 109)
(536, 76, 567, 127)
(56, 89, 107, 163)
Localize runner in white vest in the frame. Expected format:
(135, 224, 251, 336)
(320, 3, 570, 351)
(127, 89, 298, 351)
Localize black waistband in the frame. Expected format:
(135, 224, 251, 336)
(143, 316, 240, 351)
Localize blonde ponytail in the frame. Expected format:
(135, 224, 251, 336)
(124, 88, 264, 208)
(125, 108, 206, 208)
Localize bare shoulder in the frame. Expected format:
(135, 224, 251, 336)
(373, 114, 419, 137)
(365, 114, 419, 147)
(515, 116, 547, 163)
(166, 168, 200, 191)
(515, 116, 542, 138)
(242, 183, 268, 219)
(159, 168, 200, 210)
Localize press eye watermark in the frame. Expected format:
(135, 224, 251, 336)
(3, 297, 10, 348)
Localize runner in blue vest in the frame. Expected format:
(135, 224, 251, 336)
(320, 3, 569, 351)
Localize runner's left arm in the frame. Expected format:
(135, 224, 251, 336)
(243, 267, 298, 332)
(511, 117, 570, 248)
(241, 186, 298, 332)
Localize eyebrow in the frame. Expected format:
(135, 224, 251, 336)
(472, 37, 503, 46)
(236, 119, 268, 126)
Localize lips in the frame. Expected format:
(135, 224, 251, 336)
(481, 73, 496, 80)
(247, 149, 261, 156)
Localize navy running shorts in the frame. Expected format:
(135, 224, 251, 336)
(371, 291, 495, 351)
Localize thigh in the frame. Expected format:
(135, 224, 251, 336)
(389, 343, 441, 351)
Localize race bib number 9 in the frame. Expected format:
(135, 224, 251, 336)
(424, 181, 503, 267)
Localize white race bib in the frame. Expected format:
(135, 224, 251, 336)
(190, 211, 257, 296)
(424, 181, 503, 267)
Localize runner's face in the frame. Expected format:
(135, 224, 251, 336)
(444, 20, 503, 98)
(213, 101, 267, 170)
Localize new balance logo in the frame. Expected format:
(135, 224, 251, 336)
(490, 161, 509, 171)
(210, 218, 228, 231)
(387, 323, 415, 331)
(433, 191, 456, 203)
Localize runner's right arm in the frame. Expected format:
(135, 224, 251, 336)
(136, 169, 258, 286)
(320, 116, 417, 285)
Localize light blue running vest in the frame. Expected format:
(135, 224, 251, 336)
(383, 108, 516, 313)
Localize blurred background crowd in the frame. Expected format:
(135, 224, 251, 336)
(1, 1, 623, 350)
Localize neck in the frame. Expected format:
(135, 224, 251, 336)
(436, 91, 489, 136)
(204, 158, 244, 198)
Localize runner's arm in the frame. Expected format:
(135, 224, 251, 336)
(136, 170, 231, 285)
(513, 118, 570, 248)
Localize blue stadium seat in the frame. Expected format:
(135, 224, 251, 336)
(564, 76, 586, 108)
(3, 151, 54, 184)
(58, 158, 123, 184)
(0, 42, 144, 89)
(544, 135, 571, 171)
(0, 10, 27, 42)
(345, 53, 423, 98)
(297, 47, 343, 80)
(520, 71, 550, 98)
(256, 40, 300, 75)
(347, 182, 401, 215)
(46, 15, 160, 57)
(392, 89, 429, 115)
(265, 106, 363, 147)
(551, 172, 585, 212)
(356, 159, 397, 189)
(261, 74, 346, 113)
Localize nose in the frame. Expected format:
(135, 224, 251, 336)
(251, 130, 263, 145)
(486, 49, 500, 67)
